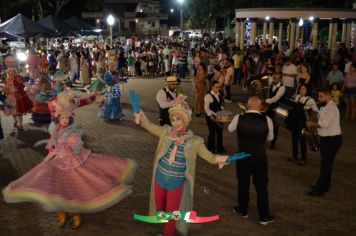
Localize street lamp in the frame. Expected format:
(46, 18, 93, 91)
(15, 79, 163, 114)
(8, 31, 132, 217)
(298, 18, 304, 27)
(107, 14, 115, 48)
(177, 0, 184, 29)
(170, 8, 174, 13)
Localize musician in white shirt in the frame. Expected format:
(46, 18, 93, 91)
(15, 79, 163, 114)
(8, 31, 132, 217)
(156, 76, 179, 126)
(289, 84, 319, 165)
(265, 72, 286, 149)
(204, 81, 225, 153)
(306, 89, 342, 196)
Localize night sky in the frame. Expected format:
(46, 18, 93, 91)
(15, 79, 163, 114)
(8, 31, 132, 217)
(8, 0, 177, 26)
(11, 0, 170, 19)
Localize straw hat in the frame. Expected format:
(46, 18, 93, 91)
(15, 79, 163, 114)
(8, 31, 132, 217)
(54, 92, 80, 116)
(165, 76, 179, 85)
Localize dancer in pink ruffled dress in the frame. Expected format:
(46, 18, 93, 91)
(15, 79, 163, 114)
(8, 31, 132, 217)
(2, 92, 136, 229)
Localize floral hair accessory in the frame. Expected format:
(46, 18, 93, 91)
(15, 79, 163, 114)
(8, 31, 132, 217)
(168, 94, 192, 125)
(54, 91, 80, 116)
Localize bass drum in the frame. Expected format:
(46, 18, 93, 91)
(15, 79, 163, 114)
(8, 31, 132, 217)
(274, 99, 305, 131)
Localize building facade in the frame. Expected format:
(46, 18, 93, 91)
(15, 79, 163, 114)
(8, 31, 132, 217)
(82, 0, 168, 36)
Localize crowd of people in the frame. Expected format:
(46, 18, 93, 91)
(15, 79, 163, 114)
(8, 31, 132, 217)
(0, 33, 352, 235)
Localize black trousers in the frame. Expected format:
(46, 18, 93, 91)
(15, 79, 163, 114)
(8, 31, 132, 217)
(291, 129, 307, 160)
(225, 85, 231, 100)
(314, 135, 342, 193)
(206, 116, 224, 152)
(234, 68, 242, 85)
(235, 156, 270, 219)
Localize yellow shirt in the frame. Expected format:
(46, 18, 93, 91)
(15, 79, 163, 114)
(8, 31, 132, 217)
(232, 54, 244, 69)
(332, 90, 341, 105)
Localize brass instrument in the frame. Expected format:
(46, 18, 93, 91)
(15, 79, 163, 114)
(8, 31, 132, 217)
(260, 75, 270, 100)
(238, 102, 247, 113)
(248, 75, 270, 102)
(301, 109, 319, 152)
(238, 101, 268, 114)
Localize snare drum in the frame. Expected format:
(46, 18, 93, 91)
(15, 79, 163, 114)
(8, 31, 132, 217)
(274, 99, 305, 131)
(215, 110, 233, 123)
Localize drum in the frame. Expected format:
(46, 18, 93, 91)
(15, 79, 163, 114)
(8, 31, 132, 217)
(215, 110, 233, 123)
(274, 99, 305, 131)
(274, 104, 290, 128)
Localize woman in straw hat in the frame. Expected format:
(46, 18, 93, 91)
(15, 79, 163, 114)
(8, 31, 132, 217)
(132, 92, 228, 236)
(3, 92, 136, 230)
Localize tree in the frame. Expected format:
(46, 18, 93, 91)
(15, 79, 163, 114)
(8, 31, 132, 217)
(0, 0, 28, 20)
(85, 0, 105, 12)
(1, 0, 73, 19)
(51, 0, 71, 17)
(54, 0, 70, 16)
(187, 0, 222, 31)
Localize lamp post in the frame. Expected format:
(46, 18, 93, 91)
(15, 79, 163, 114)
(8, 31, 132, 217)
(107, 14, 115, 48)
(177, 0, 184, 29)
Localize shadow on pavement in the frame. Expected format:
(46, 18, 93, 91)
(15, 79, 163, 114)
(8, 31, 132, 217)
(15, 129, 50, 156)
(0, 154, 19, 187)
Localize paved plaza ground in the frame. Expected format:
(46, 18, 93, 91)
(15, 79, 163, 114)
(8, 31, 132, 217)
(0, 78, 355, 236)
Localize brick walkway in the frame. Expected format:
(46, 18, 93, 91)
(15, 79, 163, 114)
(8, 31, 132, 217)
(0, 78, 355, 236)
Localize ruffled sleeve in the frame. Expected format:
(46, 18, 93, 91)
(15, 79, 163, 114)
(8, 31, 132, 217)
(67, 132, 84, 154)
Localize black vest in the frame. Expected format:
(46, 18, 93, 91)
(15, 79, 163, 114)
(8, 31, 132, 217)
(158, 88, 177, 125)
(267, 84, 285, 118)
(209, 93, 222, 113)
(237, 113, 269, 156)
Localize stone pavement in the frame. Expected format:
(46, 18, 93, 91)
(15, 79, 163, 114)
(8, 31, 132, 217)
(0, 78, 355, 236)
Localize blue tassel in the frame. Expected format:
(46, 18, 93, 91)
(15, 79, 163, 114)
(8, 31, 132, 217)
(226, 152, 251, 163)
(129, 89, 140, 113)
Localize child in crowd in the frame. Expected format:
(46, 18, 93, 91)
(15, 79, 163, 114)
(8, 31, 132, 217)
(331, 82, 342, 107)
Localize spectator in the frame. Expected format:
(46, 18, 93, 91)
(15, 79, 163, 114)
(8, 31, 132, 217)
(326, 63, 344, 88)
(282, 57, 298, 98)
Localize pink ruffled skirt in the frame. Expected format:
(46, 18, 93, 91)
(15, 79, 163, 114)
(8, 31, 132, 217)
(2, 153, 136, 213)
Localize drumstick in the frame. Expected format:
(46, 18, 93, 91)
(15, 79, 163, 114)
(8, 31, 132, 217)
(226, 152, 251, 164)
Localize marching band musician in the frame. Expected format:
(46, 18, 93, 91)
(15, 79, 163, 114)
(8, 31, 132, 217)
(204, 81, 226, 153)
(290, 84, 319, 165)
(265, 72, 286, 149)
(156, 76, 179, 126)
(306, 89, 342, 197)
(228, 96, 274, 225)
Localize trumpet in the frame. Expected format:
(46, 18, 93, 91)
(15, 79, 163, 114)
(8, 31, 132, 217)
(260, 75, 270, 100)
(238, 102, 247, 113)
(301, 109, 319, 152)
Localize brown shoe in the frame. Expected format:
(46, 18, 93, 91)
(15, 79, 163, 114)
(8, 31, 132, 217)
(71, 214, 81, 230)
(56, 211, 67, 227)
